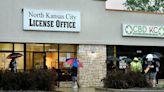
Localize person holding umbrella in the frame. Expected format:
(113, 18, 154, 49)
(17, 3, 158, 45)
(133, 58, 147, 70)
(66, 58, 83, 88)
(7, 52, 23, 73)
(130, 57, 142, 72)
(144, 54, 158, 87)
(9, 57, 17, 73)
(71, 64, 78, 88)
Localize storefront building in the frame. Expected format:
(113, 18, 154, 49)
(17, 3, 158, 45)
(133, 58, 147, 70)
(0, 0, 164, 87)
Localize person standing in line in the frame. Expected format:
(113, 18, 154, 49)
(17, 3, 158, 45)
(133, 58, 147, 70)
(144, 58, 157, 87)
(155, 60, 160, 85)
(130, 57, 142, 72)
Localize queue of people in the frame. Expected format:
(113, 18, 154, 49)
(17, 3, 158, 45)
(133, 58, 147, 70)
(106, 55, 161, 88)
(130, 56, 160, 87)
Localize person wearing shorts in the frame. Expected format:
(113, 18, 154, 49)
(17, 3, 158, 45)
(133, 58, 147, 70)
(144, 60, 157, 87)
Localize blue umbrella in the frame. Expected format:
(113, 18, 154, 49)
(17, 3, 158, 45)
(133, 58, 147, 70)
(66, 58, 83, 68)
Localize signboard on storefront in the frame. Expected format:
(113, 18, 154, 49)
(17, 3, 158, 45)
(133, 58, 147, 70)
(123, 24, 164, 38)
(23, 8, 81, 32)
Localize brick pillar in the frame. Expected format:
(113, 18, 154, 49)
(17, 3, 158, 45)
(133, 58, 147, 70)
(77, 45, 106, 87)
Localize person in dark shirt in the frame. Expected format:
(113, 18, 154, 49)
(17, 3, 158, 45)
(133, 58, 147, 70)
(145, 60, 157, 87)
(155, 61, 160, 85)
(71, 66, 78, 77)
(9, 58, 17, 73)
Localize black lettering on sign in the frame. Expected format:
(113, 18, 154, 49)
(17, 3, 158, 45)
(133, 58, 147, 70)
(56, 20, 76, 28)
(29, 19, 54, 27)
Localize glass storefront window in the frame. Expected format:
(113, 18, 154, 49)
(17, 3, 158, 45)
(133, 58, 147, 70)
(26, 52, 33, 70)
(0, 52, 12, 70)
(0, 43, 13, 51)
(16, 52, 24, 71)
(58, 52, 77, 81)
(0, 52, 24, 71)
(45, 44, 58, 51)
(26, 44, 43, 52)
(33, 52, 44, 69)
(59, 44, 77, 69)
(59, 53, 76, 69)
(59, 44, 77, 52)
(0, 43, 77, 81)
(14, 44, 24, 51)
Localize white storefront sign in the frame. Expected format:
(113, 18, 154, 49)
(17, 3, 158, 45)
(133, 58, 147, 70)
(123, 24, 164, 38)
(23, 8, 80, 32)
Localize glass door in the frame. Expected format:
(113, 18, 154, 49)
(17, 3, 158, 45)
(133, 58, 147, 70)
(46, 52, 58, 69)
(33, 52, 45, 69)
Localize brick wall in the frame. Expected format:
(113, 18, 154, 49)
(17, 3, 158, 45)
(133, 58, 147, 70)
(77, 45, 106, 87)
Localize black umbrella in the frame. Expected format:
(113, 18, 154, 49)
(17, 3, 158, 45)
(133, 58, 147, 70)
(106, 56, 120, 63)
(151, 52, 163, 58)
(122, 58, 132, 63)
(7, 52, 23, 59)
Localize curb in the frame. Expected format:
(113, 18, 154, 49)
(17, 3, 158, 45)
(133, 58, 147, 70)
(95, 87, 164, 92)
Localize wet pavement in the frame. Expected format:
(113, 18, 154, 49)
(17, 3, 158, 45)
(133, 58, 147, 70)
(56, 87, 164, 92)
(56, 88, 96, 92)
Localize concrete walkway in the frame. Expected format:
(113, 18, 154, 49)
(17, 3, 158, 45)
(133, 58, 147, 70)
(56, 79, 164, 92)
(56, 88, 95, 92)
(96, 87, 164, 92)
(56, 87, 164, 92)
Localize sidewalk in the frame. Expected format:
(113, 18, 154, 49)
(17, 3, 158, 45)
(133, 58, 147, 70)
(56, 79, 164, 92)
(56, 88, 95, 92)
(159, 79, 164, 86)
